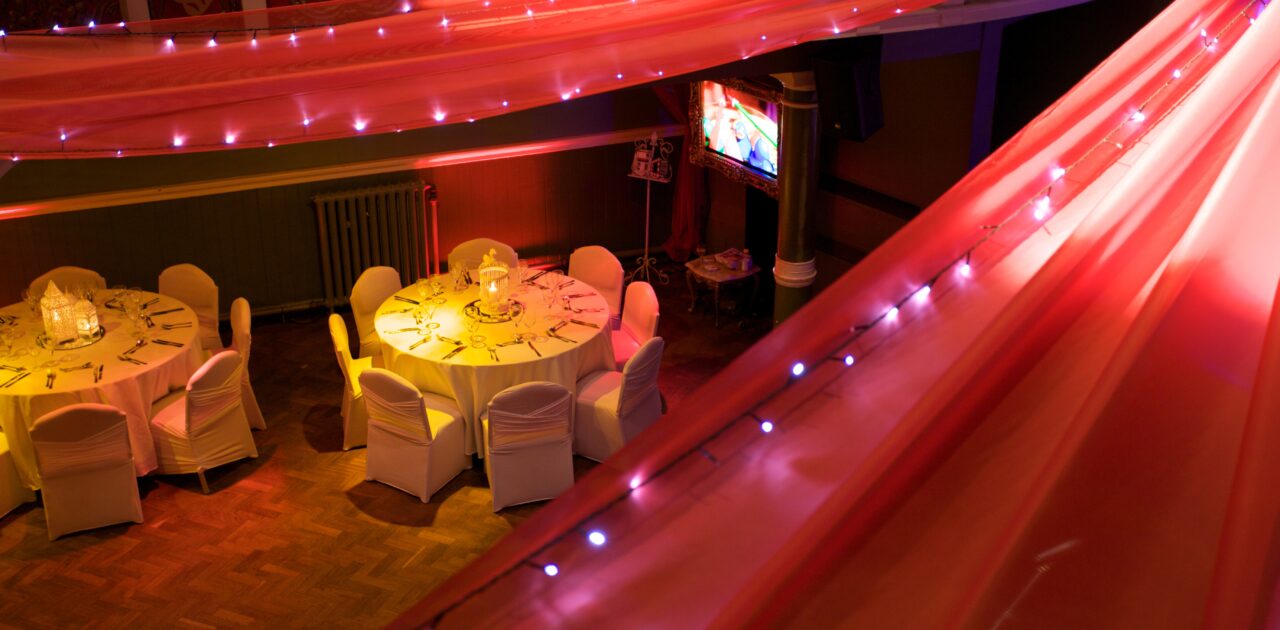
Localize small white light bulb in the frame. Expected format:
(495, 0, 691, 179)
(52, 24, 61, 32)
(173, 136, 185, 147)
(353, 120, 367, 131)
(433, 111, 445, 122)
(1033, 195, 1051, 221)
(887, 306, 899, 321)
(501, 100, 509, 107)
(629, 476, 641, 490)
(543, 564, 559, 577)
(224, 133, 237, 145)
(59, 132, 67, 141)
(441, 17, 449, 27)
(165, 37, 175, 48)
(288, 32, 297, 43)
(959, 262, 972, 278)
(1050, 167, 1066, 181)
(378, 27, 386, 36)
(791, 362, 805, 377)
(88, 21, 95, 28)
(587, 531, 606, 546)
(207, 37, 217, 47)
(561, 92, 572, 100)
(760, 420, 774, 433)
(616, 73, 623, 79)
(1130, 110, 1145, 123)
(914, 285, 931, 302)
(843, 354, 855, 366)
(527, 8, 534, 17)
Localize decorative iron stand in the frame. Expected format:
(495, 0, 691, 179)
(626, 133, 674, 284)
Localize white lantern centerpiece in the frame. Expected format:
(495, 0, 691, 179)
(478, 248, 511, 316)
(40, 281, 78, 346)
(74, 296, 100, 341)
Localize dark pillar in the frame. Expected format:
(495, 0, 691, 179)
(771, 71, 820, 325)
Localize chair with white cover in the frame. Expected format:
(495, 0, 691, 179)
(158, 263, 222, 353)
(149, 350, 258, 493)
(229, 298, 265, 430)
(568, 246, 624, 325)
(29, 404, 143, 539)
(483, 382, 574, 512)
(28, 266, 107, 296)
(328, 314, 371, 450)
(611, 281, 659, 370)
(360, 369, 468, 502)
(447, 238, 518, 271)
(575, 337, 665, 462)
(0, 432, 36, 519)
(350, 266, 402, 363)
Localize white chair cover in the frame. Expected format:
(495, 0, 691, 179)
(350, 266, 402, 363)
(230, 297, 266, 430)
(575, 337, 664, 462)
(568, 246, 624, 321)
(483, 381, 574, 512)
(29, 266, 107, 295)
(29, 404, 142, 539)
(158, 263, 222, 353)
(329, 314, 371, 450)
(149, 350, 258, 492)
(447, 238, 518, 271)
(611, 281, 660, 369)
(360, 369, 468, 503)
(0, 432, 36, 518)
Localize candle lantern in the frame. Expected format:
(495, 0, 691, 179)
(477, 248, 511, 315)
(74, 297, 100, 340)
(40, 281, 77, 345)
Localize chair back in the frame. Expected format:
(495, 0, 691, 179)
(359, 369, 431, 442)
(350, 266, 402, 358)
(487, 382, 573, 453)
(229, 297, 251, 362)
(328, 314, 356, 389)
(621, 281, 660, 343)
(186, 351, 245, 433)
(30, 404, 132, 480)
(29, 266, 107, 295)
(448, 238, 518, 271)
(618, 337, 664, 418)
(568, 246, 624, 317)
(158, 263, 220, 351)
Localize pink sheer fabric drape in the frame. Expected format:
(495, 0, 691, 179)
(393, 0, 1280, 627)
(0, 0, 943, 160)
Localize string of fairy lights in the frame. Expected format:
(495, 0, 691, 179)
(1, 0, 934, 160)
(420, 0, 1270, 624)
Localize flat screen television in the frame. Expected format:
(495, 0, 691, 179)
(690, 79, 781, 197)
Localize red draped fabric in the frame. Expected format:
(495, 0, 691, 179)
(392, 0, 1280, 627)
(0, 0, 942, 160)
(652, 84, 706, 262)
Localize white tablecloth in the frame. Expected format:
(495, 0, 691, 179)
(0, 293, 201, 489)
(377, 276, 614, 455)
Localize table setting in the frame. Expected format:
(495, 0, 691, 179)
(0, 285, 202, 489)
(375, 253, 614, 455)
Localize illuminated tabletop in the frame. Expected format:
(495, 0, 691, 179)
(375, 275, 614, 455)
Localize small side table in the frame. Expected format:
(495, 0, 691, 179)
(685, 257, 761, 327)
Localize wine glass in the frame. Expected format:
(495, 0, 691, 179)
(21, 289, 41, 316)
(0, 327, 19, 360)
(415, 278, 431, 302)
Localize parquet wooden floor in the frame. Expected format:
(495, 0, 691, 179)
(0, 271, 765, 628)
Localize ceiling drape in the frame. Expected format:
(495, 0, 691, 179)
(390, 0, 1280, 626)
(0, 0, 941, 160)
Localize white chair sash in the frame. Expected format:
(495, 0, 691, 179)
(489, 394, 572, 453)
(34, 422, 131, 479)
(187, 368, 245, 432)
(364, 389, 430, 444)
(618, 337, 664, 418)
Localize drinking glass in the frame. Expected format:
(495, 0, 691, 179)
(21, 289, 40, 316)
(415, 278, 431, 301)
(450, 265, 466, 292)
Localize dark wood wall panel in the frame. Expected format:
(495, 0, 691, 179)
(0, 142, 674, 311)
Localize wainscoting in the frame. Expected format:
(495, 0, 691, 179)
(0, 142, 674, 312)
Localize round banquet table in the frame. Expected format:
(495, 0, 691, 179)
(0, 292, 202, 489)
(376, 276, 615, 455)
